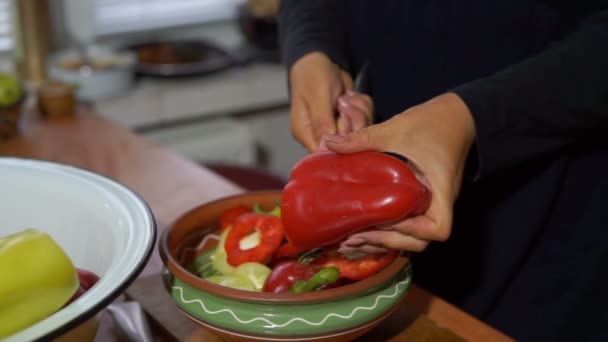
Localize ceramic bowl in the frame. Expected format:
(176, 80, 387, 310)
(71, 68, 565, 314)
(0, 158, 156, 341)
(47, 45, 135, 101)
(160, 191, 411, 342)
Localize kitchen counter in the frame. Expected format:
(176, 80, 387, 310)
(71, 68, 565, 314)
(94, 63, 289, 130)
(92, 61, 305, 179)
(0, 105, 515, 342)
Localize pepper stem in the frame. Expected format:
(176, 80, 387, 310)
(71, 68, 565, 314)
(297, 247, 325, 265)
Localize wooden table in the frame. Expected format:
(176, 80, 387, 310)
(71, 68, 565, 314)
(0, 107, 515, 342)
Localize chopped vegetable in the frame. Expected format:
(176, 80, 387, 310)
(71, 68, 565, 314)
(312, 247, 399, 281)
(220, 205, 252, 231)
(205, 274, 256, 291)
(262, 259, 322, 293)
(274, 241, 309, 260)
(65, 268, 100, 306)
(189, 249, 222, 278)
(232, 262, 272, 291)
(76, 268, 99, 290)
(225, 213, 284, 267)
(290, 267, 340, 293)
(211, 228, 235, 275)
(253, 203, 281, 217)
(0, 229, 79, 338)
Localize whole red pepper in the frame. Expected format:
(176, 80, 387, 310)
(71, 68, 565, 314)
(225, 213, 284, 267)
(281, 151, 431, 250)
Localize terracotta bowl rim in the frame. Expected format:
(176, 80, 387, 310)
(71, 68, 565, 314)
(159, 190, 409, 304)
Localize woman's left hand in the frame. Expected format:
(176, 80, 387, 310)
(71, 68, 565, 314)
(321, 93, 476, 254)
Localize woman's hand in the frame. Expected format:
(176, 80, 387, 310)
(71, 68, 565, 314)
(319, 90, 374, 150)
(289, 52, 355, 151)
(336, 91, 374, 135)
(321, 93, 476, 254)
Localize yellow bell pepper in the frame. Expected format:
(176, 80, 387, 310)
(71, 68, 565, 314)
(0, 229, 79, 338)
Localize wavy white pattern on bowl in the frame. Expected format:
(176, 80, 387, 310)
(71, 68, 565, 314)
(170, 266, 411, 336)
(0, 158, 156, 342)
(173, 279, 409, 327)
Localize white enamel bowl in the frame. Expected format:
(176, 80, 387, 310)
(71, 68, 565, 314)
(0, 158, 156, 341)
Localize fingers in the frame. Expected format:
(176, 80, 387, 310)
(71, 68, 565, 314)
(336, 111, 353, 136)
(341, 230, 430, 253)
(344, 108, 371, 132)
(335, 197, 452, 255)
(289, 95, 318, 152)
(322, 127, 377, 153)
(378, 213, 451, 242)
(337, 235, 388, 254)
(338, 244, 388, 255)
(344, 91, 373, 115)
(337, 92, 373, 132)
(309, 96, 338, 146)
(340, 70, 354, 91)
(322, 91, 379, 153)
(289, 83, 338, 152)
(288, 53, 354, 151)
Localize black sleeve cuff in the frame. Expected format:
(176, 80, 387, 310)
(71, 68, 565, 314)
(277, 0, 350, 72)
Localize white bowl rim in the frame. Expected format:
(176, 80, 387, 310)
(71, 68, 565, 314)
(0, 157, 157, 342)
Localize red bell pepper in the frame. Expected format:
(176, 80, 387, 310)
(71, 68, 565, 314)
(76, 268, 100, 291)
(225, 213, 284, 267)
(273, 241, 309, 260)
(262, 259, 322, 293)
(312, 247, 399, 281)
(65, 268, 100, 306)
(220, 205, 252, 231)
(281, 151, 431, 250)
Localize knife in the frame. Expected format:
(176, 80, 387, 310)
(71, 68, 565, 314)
(336, 62, 370, 133)
(353, 62, 369, 94)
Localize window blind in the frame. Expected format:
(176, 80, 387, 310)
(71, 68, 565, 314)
(94, 0, 244, 36)
(0, 0, 15, 53)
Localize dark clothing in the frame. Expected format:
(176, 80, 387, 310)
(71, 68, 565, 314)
(278, 1, 608, 341)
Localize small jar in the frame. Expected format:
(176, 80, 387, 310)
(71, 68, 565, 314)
(0, 97, 24, 141)
(37, 80, 75, 119)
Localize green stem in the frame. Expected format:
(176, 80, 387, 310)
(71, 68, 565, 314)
(290, 267, 340, 293)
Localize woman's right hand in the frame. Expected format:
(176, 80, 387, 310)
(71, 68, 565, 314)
(289, 52, 356, 151)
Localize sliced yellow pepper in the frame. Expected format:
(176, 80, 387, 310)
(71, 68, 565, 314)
(0, 229, 79, 338)
(211, 228, 235, 276)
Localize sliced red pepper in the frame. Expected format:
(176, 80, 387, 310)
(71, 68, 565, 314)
(65, 268, 100, 306)
(220, 205, 252, 231)
(281, 151, 431, 250)
(225, 213, 284, 267)
(312, 247, 399, 281)
(262, 259, 322, 293)
(76, 268, 100, 291)
(274, 241, 309, 261)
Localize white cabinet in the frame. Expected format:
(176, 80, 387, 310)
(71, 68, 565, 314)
(237, 108, 308, 179)
(94, 63, 306, 179)
(141, 117, 256, 166)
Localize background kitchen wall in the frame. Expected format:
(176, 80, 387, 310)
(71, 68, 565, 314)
(5, 0, 307, 181)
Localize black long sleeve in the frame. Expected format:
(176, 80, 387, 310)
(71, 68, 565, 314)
(452, 11, 608, 180)
(277, 0, 349, 72)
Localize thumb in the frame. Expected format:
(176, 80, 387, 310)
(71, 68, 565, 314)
(321, 127, 378, 153)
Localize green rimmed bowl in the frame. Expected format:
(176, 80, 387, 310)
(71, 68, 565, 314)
(159, 191, 412, 342)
